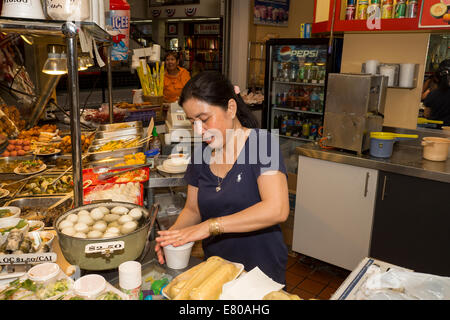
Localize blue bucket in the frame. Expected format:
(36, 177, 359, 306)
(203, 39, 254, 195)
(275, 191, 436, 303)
(370, 138, 395, 158)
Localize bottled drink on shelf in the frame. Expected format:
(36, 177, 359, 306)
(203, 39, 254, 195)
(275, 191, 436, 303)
(318, 89, 325, 113)
(294, 115, 302, 137)
(298, 58, 306, 82)
(289, 64, 298, 82)
(304, 63, 313, 82)
(281, 115, 288, 135)
(310, 88, 320, 112)
(302, 121, 310, 139)
(276, 92, 281, 106)
(274, 114, 279, 129)
(310, 123, 319, 140)
(286, 116, 296, 137)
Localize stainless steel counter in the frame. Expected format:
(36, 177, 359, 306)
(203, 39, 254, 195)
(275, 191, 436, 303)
(296, 143, 450, 184)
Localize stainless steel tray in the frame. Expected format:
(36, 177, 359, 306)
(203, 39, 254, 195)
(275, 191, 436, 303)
(87, 145, 144, 161)
(5, 196, 74, 227)
(91, 134, 142, 147)
(16, 174, 73, 197)
(85, 157, 124, 168)
(98, 121, 142, 132)
(94, 127, 144, 140)
(0, 155, 34, 173)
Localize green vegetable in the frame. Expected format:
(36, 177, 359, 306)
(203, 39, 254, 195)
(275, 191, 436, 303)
(97, 291, 122, 300)
(0, 209, 11, 218)
(70, 296, 85, 300)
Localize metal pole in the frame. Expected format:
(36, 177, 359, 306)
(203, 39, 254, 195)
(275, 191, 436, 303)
(107, 45, 113, 124)
(62, 22, 83, 208)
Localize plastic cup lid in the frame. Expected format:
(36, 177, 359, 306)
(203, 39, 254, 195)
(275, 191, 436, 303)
(27, 263, 60, 282)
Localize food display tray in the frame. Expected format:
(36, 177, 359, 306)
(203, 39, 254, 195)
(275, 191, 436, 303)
(82, 167, 150, 185)
(14, 174, 73, 198)
(87, 145, 144, 161)
(83, 183, 144, 206)
(98, 121, 143, 132)
(90, 134, 142, 147)
(94, 127, 144, 140)
(5, 196, 74, 227)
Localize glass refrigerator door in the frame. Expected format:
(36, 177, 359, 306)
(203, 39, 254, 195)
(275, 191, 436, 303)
(268, 43, 328, 143)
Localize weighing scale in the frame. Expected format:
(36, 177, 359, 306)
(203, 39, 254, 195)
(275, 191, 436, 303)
(164, 102, 202, 144)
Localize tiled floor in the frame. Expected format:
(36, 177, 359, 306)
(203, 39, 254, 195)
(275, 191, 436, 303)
(285, 252, 351, 300)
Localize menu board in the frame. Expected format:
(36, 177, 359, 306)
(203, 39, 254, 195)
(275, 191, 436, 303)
(419, 0, 450, 28)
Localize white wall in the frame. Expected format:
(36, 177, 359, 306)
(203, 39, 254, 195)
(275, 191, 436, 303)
(229, 0, 250, 90)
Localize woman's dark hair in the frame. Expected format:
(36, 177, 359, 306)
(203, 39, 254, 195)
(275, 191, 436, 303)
(437, 59, 450, 91)
(179, 71, 259, 128)
(164, 50, 179, 61)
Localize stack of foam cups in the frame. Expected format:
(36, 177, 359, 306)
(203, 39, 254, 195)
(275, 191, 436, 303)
(119, 261, 142, 300)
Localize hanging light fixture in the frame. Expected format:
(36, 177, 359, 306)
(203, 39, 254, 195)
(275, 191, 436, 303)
(42, 45, 68, 75)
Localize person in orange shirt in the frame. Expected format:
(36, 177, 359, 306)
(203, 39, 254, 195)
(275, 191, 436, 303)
(163, 51, 191, 103)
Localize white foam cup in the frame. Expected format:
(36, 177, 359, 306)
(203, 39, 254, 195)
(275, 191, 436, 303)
(163, 242, 194, 269)
(119, 261, 142, 300)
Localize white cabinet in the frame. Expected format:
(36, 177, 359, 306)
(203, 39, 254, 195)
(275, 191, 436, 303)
(292, 156, 378, 271)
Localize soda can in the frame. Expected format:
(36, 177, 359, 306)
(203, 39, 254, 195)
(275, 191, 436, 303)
(300, 23, 305, 38)
(304, 23, 311, 38)
(357, 1, 369, 19)
(310, 124, 318, 139)
(381, 3, 393, 18)
(302, 122, 310, 138)
(406, 0, 418, 18)
(395, 0, 406, 18)
(346, 5, 356, 20)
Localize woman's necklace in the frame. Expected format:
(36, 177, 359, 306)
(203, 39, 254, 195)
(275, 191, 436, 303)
(213, 127, 247, 193)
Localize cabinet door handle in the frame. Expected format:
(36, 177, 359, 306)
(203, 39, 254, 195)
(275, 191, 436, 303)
(364, 172, 370, 197)
(381, 175, 387, 201)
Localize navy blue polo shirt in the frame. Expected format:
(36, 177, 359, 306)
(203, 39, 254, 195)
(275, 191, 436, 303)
(184, 128, 288, 284)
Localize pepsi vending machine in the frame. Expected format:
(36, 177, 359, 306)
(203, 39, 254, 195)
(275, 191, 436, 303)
(263, 38, 343, 143)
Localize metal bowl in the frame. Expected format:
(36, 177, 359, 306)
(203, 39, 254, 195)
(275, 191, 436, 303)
(55, 202, 151, 271)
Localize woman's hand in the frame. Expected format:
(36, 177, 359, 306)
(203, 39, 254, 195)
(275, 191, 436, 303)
(155, 221, 210, 265)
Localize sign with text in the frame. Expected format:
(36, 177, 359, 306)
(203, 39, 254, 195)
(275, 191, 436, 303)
(0, 253, 57, 265)
(254, 0, 290, 27)
(85, 241, 125, 255)
(419, 0, 450, 28)
(194, 23, 220, 35)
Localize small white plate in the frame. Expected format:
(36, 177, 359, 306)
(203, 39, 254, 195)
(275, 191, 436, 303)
(14, 164, 47, 175)
(0, 189, 10, 199)
(157, 165, 186, 175)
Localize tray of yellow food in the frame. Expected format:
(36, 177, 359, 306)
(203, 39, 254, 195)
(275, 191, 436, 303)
(162, 256, 244, 300)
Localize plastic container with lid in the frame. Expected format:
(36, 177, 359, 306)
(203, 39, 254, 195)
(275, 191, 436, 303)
(27, 263, 61, 286)
(74, 274, 107, 299)
(45, 0, 91, 21)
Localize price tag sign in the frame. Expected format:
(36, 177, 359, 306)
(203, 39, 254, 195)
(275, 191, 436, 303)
(85, 241, 125, 255)
(0, 253, 57, 265)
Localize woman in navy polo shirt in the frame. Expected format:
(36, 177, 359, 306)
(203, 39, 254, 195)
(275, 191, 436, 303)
(155, 72, 289, 284)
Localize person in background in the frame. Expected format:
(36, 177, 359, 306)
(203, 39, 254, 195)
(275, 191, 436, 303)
(423, 59, 450, 126)
(155, 72, 289, 284)
(421, 71, 440, 101)
(191, 53, 206, 78)
(163, 51, 191, 103)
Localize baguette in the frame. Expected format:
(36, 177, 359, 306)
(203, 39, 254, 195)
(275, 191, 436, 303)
(189, 262, 239, 300)
(173, 256, 225, 300)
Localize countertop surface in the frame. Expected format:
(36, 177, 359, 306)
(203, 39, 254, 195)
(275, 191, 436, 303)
(296, 143, 450, 184)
